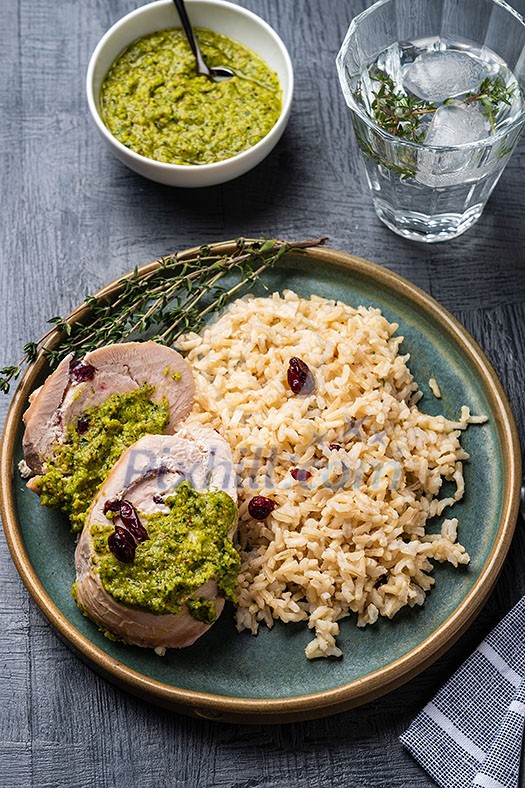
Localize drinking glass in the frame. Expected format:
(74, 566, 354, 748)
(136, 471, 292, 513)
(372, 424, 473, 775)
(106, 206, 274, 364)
(336, 0, 525, 242)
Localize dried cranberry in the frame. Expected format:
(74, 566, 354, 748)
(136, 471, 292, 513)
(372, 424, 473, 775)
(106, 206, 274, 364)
(287, 357, 315, 395)
(329, 443, 342, 451)
(76, 414, 90, 435)
(290, 468, 312, 481)
(108, 526, 136, 563)
(69, 358, 96, 383)
(104, 498, 148, 562)
(103, 498, 122, 515)
(248, 496, 276, 520)
(119, 500, 148, 543)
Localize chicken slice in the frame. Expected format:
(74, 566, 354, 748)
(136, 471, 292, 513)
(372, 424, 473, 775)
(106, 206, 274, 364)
(74, 428, 238, 649)
(22, 341, 195, 475)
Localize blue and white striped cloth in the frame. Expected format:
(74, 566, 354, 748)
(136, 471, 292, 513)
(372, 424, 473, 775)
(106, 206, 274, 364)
(401, 595, 525, 788)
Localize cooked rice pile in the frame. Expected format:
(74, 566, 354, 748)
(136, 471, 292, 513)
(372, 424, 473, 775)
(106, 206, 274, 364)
(177, 291, 486, 659)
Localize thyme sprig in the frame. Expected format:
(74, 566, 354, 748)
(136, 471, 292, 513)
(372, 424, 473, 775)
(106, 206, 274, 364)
(0, 237, 327, 394)
(371, 70, 435, 142)
(370, 70, 517, 141)
(461, 76, 517, 131)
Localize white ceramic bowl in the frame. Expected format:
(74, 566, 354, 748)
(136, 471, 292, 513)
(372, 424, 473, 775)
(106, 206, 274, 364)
(86, 0, 294, 187)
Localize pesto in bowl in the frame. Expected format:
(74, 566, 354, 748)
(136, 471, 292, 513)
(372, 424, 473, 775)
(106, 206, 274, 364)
(99, 27, 282, 166)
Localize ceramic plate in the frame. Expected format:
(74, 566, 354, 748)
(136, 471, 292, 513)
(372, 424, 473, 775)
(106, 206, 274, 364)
(1, 243, 521, 723)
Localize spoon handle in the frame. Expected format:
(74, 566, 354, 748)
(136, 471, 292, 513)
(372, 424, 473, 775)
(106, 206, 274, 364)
(172, 0, 210, 76)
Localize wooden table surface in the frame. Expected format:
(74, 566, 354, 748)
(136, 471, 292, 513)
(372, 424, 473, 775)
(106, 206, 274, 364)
(1, 1, 524, 785)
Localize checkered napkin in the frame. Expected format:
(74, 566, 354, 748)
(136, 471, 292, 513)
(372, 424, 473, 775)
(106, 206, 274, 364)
(400, 595, 525, 788)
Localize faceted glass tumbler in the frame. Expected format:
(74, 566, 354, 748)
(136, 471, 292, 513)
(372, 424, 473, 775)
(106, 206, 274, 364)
(336, 0, 525, 242)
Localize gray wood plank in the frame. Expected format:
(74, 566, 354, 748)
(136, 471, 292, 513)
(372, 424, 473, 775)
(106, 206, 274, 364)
(1, 1, 524, 787)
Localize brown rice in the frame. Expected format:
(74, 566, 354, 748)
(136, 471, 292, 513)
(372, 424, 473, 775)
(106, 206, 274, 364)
(177, 291, 486, 659)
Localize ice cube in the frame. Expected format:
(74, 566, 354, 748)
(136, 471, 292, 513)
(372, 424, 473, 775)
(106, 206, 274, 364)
(424, 104, 490, 146)
(403, 50, 488, 102)
(416, 105, 491, 187)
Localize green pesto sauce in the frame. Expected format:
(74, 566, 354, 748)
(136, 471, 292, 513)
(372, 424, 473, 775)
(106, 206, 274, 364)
(38, 386, 169, 532)
(99, 27, 282, 165)
(91, 482, 240, 620)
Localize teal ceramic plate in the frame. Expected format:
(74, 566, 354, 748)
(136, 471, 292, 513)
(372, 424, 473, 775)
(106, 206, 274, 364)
(1, 243, 521, 723)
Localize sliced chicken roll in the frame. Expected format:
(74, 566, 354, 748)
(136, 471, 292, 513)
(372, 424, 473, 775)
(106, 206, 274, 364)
(23, 341, 195, 474)
(21, 341, 195, 531)
(74, 428, 239, 649)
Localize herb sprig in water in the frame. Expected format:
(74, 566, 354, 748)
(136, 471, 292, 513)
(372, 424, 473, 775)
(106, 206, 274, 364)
(0, 237, 327, 393)
(371, 70, 435, 142)
(370, 70, 516, 141)
(461, 76, 517, 131)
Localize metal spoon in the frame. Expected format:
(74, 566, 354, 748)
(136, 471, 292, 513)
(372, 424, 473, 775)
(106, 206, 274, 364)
(172, 0, 235, 82)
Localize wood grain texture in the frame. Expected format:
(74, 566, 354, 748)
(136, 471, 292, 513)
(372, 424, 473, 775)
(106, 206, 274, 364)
(1, 1, 524, 786)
